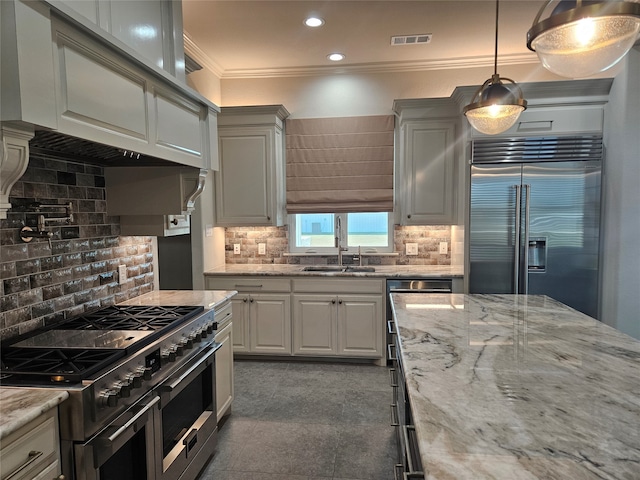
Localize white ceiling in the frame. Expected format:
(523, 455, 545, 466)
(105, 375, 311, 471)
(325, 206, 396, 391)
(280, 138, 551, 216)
(182, 0, 548, 79)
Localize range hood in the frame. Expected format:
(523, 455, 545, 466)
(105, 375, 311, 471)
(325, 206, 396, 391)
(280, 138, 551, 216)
(0, 0, 220, 219)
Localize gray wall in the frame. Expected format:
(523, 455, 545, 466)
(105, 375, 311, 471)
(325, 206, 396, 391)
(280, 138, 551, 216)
(601, 46, 640, 339)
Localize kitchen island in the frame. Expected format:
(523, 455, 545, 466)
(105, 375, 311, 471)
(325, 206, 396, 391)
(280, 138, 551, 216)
(391, 293, 640, 479)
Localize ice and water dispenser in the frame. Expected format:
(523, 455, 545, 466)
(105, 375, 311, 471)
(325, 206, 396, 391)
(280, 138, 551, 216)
(528, 238, 546, 271)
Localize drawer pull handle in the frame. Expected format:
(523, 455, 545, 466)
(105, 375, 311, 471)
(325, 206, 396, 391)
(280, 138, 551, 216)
(390, 403, 399, 427)
(389, 368, 398, 388)
(387, 343, 397, 362)
(236, 284, 263, 289)
(5, 450, 43, 479)
(387, 320, 397, 335)
(394, 464, 405, 480)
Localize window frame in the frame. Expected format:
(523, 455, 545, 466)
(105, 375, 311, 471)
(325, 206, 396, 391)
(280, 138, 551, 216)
(288, 212, 394, 254)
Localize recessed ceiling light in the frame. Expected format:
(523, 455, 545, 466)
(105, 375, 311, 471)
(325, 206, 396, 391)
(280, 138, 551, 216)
(304, 17, 324, 27)
(327, 53, 345, 62)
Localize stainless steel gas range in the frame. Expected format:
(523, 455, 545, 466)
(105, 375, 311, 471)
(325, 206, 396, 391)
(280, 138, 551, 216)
(0, 305, 222, 480)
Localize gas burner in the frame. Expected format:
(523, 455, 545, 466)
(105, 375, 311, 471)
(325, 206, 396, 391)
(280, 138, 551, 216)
(0, 348, 126, 383)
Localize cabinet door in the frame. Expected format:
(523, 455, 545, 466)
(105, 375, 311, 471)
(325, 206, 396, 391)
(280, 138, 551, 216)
(249, 294, 291, 354)
(231, 296, 250, 353)
(216, 128, 273, 225)
(338, 295, 383, 357)
(214, 321, 234, 421)
(293, 295, 338, 355)
(402, 120, 457, 225)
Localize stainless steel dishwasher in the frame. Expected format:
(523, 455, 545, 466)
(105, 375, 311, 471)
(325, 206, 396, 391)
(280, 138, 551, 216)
(386, 278, 453, 364)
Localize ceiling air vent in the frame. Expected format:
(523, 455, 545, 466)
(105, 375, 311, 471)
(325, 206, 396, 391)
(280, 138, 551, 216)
(391, 34, 432, 46)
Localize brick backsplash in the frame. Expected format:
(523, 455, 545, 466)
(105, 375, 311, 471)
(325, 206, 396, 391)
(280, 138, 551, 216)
(224, 225, 452, 265)
(0, 156, 154, 341)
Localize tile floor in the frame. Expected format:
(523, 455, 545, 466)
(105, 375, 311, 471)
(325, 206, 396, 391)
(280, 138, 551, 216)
(199, 359, 397, 480)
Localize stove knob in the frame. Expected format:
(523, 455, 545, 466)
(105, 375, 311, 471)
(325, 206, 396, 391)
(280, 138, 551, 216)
(101, 390, 119, 407)
(175, 344, 184, 356)
(194, 331, 202, 342)
(200, 328, 208, 339)
(186, 336, 195, 348)
(132, 376, 143, 388)
(206, 323, 214, 334)
(142, 367, 153, 381)
(119, 382, 131, 398)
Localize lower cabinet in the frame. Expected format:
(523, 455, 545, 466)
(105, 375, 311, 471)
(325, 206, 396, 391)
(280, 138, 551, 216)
(229, 293, 291, 354)
(293, 294, 382, 357)
(205, 275, 384, 361)
(0, 407, 63, 480)
(214, 301, 234, 422)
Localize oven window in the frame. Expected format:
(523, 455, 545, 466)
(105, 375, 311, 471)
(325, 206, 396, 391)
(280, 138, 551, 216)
(100, 427, 148, 480)
(162, 364, 213, 457)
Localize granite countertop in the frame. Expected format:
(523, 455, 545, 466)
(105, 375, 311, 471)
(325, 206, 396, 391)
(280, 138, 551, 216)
(204, 264, 463, 278)
(118, 289, 237, 310)
(0, 389, 68, 439)
(391, 293, 640, 479)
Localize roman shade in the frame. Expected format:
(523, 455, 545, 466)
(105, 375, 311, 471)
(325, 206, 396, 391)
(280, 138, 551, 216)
(285, 115, 394, 213)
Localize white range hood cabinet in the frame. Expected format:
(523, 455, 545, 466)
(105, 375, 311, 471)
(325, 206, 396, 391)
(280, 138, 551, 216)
(0, 0, 220, 219)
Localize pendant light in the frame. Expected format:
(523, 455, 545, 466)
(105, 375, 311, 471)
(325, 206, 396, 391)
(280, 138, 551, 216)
(464, 0, 527, 136)
(527, 1, 640, 78)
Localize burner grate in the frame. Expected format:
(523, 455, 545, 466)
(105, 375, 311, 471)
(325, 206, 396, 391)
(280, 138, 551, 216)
(60, 305, 204, 331)
(0, 348, 126, 383)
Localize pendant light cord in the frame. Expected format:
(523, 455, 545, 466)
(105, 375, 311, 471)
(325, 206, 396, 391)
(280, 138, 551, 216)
(493, 0, 499, 76)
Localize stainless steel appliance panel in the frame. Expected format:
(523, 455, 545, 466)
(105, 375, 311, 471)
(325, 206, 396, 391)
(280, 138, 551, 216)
(469, 160, 602, 318)
(523, 161, 601, 317)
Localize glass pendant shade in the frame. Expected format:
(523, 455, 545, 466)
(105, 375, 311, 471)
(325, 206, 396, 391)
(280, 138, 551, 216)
(464, 75, 528, 135)
(528, 1, 640, 78)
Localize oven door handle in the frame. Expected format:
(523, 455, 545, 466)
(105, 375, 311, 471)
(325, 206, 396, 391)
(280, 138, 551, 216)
(107, 396, 160, 444)
(159, 343, 216, 393)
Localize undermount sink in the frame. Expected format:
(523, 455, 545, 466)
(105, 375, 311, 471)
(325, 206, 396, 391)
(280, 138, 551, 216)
(301, 266, 375, 273)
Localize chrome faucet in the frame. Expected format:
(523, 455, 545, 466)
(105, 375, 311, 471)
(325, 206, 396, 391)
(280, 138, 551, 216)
(335, 217, 348, 265)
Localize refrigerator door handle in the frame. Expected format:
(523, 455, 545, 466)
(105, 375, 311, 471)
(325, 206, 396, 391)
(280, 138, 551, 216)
(523, 184, 531, 294)
(513, 184, 522, 294)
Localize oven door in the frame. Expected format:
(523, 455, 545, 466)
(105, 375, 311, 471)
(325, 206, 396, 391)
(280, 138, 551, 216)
(74, 392, 158, 480)
(154, 341, 219, 480)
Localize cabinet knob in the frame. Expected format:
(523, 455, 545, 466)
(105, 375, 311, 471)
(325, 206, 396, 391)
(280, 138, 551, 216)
(407, 214, 411, 219)
(267, 216, 271, 221)
(243, 298, 248, 303)
(338, 299, 343, 304)
(170, 218, 179, 225)
(331, 299, 336, 304)
(250, 297, 254, 303)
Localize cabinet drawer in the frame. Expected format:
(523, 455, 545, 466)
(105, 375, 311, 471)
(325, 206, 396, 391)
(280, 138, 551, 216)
(214, 301, 233, 329)
(206, 276, 291, 292)
(293, 278, 383, 294)
(0, 411, 58, 480)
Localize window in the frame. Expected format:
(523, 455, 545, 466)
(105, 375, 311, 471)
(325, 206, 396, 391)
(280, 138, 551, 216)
(290, 212, 393, 253)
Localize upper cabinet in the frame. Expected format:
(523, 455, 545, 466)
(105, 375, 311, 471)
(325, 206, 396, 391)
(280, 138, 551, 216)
(394, 99, 462, 226)
(1, 0, 219, 170)
(215, 106, 289, 226)
(52, 0, 186, 81)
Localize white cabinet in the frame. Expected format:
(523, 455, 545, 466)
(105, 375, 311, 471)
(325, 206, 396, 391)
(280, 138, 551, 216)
(292, 278, 384, 360)
(215, 106, 289, 226)
(0, 408, 63, 480)
(53, 0, 186, 80)
(206, 276, 292, 354)
(2, 0, 219, 170)
(394, 99, 461, 225)
(214, 300, 234, 421)
(293, 293, 382, 358)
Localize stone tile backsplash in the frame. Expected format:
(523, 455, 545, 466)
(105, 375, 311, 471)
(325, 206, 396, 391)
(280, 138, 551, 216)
(0, 156, 154, 341)
(224, 225, 453, 265)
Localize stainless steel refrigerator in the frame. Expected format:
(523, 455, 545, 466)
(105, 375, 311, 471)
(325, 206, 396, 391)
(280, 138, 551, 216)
(468, 135, 603, 318)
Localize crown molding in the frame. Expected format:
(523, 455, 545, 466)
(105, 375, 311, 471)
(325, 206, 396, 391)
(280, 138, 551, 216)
(181, 45, 539, 80)
(183, 31, 224, 78)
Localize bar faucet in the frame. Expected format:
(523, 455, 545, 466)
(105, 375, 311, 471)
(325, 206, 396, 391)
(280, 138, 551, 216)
(335, 217, 348, 265)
